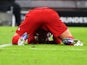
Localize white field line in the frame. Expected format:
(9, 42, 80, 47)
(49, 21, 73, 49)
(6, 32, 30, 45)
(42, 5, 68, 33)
(0, 44, 12, 48)
(0, 44, 85, 51)
(30, 48, 85, 51)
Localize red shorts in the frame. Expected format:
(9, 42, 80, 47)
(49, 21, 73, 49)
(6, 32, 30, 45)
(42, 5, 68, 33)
(16, 7, 67, 40)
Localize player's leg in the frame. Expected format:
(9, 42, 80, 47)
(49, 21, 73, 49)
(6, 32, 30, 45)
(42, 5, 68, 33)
(43, 10, 74, 45)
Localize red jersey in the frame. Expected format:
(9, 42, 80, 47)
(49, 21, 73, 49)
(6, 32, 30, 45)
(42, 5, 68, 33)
(16, 7, 67, 44)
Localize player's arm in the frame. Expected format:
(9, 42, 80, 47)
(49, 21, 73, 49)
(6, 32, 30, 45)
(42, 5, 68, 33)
(60, 29, 83, 46)
(12, 33, 20, 45)
(12, 32, 28, 45)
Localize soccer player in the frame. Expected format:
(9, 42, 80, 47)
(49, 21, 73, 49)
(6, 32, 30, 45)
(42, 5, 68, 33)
(12, 7, 83, 46)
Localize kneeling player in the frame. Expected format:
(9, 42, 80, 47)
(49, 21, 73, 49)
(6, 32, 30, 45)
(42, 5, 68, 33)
(12, 7, 83, 46)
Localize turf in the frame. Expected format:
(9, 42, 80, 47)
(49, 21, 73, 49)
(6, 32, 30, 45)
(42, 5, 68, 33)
(0, 26, 17, 44)
(0, 26, 87, 65)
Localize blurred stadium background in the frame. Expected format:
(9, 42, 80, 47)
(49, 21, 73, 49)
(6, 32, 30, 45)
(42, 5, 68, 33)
(0, 0, 87, 27)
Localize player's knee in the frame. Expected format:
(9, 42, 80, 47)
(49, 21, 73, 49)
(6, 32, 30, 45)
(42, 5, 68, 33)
(12, 34, 20, 45)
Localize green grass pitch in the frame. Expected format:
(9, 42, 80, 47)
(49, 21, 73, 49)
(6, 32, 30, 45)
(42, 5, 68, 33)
(0, 26, 87, 65)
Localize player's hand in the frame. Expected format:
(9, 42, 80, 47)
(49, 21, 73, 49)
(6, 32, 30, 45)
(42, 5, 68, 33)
(18, 32, 28, 46)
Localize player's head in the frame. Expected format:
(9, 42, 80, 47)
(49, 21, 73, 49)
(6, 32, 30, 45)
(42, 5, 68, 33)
(36, 29, 48, 43)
